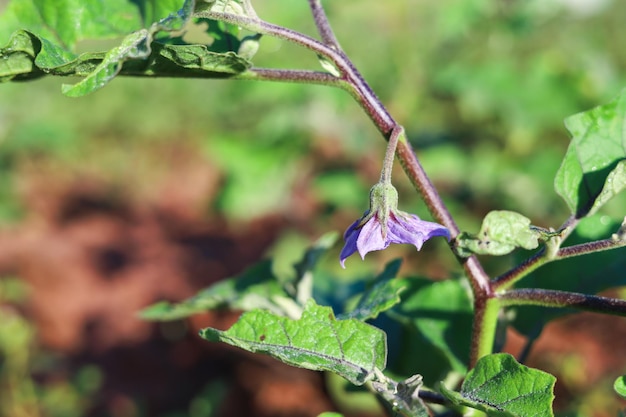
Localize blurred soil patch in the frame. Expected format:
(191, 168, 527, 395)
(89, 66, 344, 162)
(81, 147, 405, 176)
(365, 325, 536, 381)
(0, 146, 336, 417)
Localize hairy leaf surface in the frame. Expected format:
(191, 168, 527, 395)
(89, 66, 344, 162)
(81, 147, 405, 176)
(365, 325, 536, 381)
(456, 211, 542, 257)
(440, 353, 555, 417)
(200, 299, 387, 385)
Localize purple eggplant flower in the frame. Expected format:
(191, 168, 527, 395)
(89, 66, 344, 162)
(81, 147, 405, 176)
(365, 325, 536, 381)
(340, 182, 450, 268)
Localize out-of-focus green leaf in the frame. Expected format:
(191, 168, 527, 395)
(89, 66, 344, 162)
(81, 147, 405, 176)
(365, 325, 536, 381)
(388, 278, 472, 374)
(555, 90, 626, 217)
(0, 0, 252, 94)
(338, 259, 405, 321)
(456, 210, 542, 257)
(614, 375, 626, 399)
(200, 299, 387, 386)
(291, 232, 338, 305)
(440, 353, 555, 417)
(139, 261, 298, 320)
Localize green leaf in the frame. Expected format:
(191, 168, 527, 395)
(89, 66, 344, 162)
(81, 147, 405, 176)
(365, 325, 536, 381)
(338, 259, 406, 321)
(614, 375, 626, 399)
(456, 210, 542, 257)
(0, 0, 143, 49)
(440, 353, 555, 417)
(196, 0, 258, 18)
(0, 30, 41, 82)
(0, 0, 252, 93)
(317, 413, 344, 417)
(61, 29, 151, 97)
(199, 299, 387, 386)
(554, 90, 626, 217)
(588, 160, 626, 215)
(139, 261, 298, 321)
(387, 277, 472, 374)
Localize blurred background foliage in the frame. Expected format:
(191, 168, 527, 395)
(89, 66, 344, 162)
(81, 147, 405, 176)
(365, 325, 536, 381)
(1, 0, 626, 416)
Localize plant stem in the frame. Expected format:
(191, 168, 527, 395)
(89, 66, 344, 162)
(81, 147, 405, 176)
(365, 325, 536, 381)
(493, 236, 626, 291)
(379, 126, 403, 183)
(499, 289, 626, 316)
(307, 0, 341, 49)
(236, 67, 346, 86)
(197, 6, 495, 366)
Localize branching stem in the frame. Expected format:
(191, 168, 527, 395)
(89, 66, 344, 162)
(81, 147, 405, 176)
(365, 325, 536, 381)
(499, 289, 626, 316)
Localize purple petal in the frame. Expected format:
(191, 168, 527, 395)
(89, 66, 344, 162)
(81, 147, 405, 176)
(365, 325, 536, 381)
(387, 212, 450, 250)
(339, 219, 361, 268)
(356, 216, 389, 258)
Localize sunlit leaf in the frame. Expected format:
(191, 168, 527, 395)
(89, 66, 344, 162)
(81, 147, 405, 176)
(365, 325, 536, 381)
(200, 299, 387, 385)
(456, 210, 542, 257)
(555, 90, 626, 217)
(440, 353, 555, 417)
(196, 0, 257, 18)
(0, 0, 251, 94)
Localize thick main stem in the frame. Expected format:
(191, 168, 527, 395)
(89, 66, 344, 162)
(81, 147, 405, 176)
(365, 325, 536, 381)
(198, 6, 496, 367)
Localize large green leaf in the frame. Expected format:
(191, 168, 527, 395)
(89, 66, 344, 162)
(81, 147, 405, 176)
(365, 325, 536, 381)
(440, 353, 555, 417)
(554, 90, 626, 217)
(388, 278, 472, 374)
(0, 0, 252, 94)
(200, 299, 387, 385)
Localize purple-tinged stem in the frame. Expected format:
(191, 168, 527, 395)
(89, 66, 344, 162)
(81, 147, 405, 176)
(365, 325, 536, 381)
(493, 236, 626, 291)
(499, 289, 626, 316)
(307, 0, 341, 50)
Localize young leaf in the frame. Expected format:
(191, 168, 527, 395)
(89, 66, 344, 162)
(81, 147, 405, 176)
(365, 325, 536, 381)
(388, 278, 472, 374)
(196, 0, 258, 19)
(139, 260, 298, 321)
(440, 353, 555, 417)
(199, 299, 387, 386)
(338, 259, 406, 321)
(61, 29, 152, 97)
(554, 90, 626, 217)
(456, 211, 541, 257)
